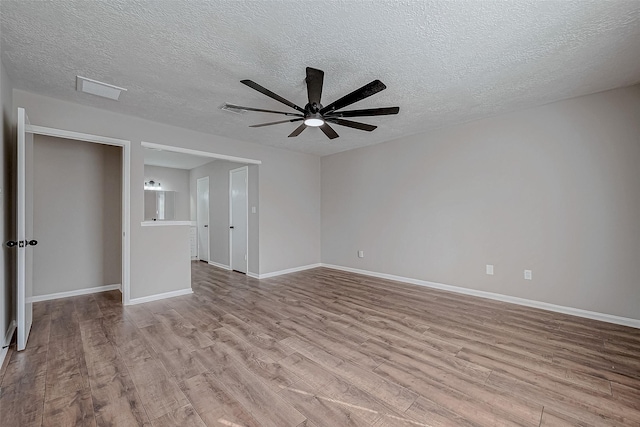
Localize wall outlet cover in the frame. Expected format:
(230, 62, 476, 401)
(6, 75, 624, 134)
(358, 250, 364, 258)
(486, 264, 494, 275)
(524, 270, 532, 280)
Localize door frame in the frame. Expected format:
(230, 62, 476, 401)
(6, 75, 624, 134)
(26, 124, 132, 305)
(196, 176, 210, 262)
(229, 166, 249, 274)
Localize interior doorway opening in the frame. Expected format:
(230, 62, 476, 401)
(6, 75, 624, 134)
(142, 142, 260, 276)
(14, 108, 131, 351)
(31, 135, 123, 302)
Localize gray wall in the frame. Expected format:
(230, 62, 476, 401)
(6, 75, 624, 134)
(189, 160, 259, 273)
(33, 135, 121, 296)
(1, 55, 15, 347)
(144, 165, 190, 221)
(14, 89, 320, 298)
(322, 85, 640, 320)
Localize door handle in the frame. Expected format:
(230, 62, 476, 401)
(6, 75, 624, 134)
(229, 226, 234, 229)
(203, 225, 208, 228)
(5, 240, 37, 248)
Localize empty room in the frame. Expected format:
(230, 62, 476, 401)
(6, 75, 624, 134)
(1, 1, 639, 426)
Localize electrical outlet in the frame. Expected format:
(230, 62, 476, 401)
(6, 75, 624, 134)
(358, 250, 364, 258)
(524, 270, 532, 280)
(486, 264, 494, 275)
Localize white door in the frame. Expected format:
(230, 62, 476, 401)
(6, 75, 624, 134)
(230, 167, 248, 273)
(16, 108, 35, 351)
(196, 177, 209, 262)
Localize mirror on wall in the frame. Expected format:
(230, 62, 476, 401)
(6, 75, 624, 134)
(144, 190, 176, 221)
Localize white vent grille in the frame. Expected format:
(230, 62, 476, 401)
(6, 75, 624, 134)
(76, 76, 127, 100)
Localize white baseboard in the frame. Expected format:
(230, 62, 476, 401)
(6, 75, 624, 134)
(0, 320, 17, 370)
(247, 272, 260, 279)
(255, 263, 322, 280)
(320, 264, 640, 329)
(27, 284, 121, 303)
(208, 261, 231, 270)
(127, 288, 193, 305)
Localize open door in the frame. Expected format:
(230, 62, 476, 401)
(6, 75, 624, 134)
(16, 107, 36, 351)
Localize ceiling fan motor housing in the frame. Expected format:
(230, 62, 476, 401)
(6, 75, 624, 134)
(307, 102, 321, 114)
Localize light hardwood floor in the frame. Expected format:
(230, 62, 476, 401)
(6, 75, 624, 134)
(1, 262, 640, 426)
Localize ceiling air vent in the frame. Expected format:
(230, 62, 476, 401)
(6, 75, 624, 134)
(76, 76, 127, 100)
(219, 103, 247, 114)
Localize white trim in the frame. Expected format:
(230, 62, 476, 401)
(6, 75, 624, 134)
(127, 288, 193, 305)
(122, 139, 131, 305)
(27, 123, 131, 306)
(26, 284, 121, 303)
(27, 125, 129, 147)
(255, 263, 322, 279)
(16, 108, 29, 351)
(320, 264, 640, 329)
(141, 141, 262, 165)
(247, 272, 260, 279)
(141, 220, 196, 227)
(196, 176, 210, 262)
(229, 166, 249, 274)
(208, 261, 231, 270)
(0, 321, 17, 369)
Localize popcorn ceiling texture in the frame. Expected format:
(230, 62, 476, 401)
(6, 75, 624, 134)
(1, 1, 639, 156)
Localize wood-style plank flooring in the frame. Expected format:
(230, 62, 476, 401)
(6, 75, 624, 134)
(1, 261, 640, 426)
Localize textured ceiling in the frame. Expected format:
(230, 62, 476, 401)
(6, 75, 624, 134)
(1, 1, 639, 156)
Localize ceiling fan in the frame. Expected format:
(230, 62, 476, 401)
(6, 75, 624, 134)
(226, 67, 399, 140)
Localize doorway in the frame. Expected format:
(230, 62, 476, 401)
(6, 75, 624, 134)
(196, 176, 210, 262)
(32, 136, 122, 301)
(230, 166, 248, 274)
(14, 108, 131, 351)
(140, 141, 259, 277)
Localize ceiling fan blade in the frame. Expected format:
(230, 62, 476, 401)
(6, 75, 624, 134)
(241, 80, 305, 113)
(306, 67, 324, 106)
(326, 118, 377, 132)
(325, 106, 399, 118)
(319, 123, 339, 139)
(250, 118, 304, 128)
(288, 123, 307, 137)
(320, 80, 387, 115)
(225, 104, 303, 117)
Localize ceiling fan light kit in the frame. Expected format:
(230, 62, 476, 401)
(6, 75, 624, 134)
(304, 113, 324, 127)
(230, 67, 400, 140)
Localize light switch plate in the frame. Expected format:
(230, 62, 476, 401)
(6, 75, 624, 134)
(358, 250, 364, 258)
(486, 264, 494, 275)
(524, 270, 532, 280)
